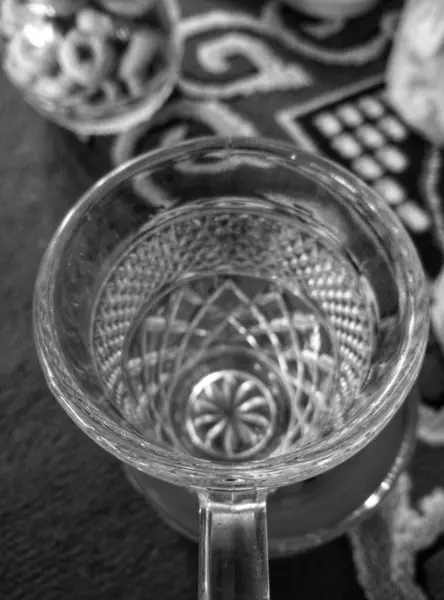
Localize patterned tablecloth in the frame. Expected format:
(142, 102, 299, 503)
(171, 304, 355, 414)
(4, 0, 444, 598)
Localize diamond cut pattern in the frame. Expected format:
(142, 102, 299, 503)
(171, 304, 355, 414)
(92, 211, 375, 457)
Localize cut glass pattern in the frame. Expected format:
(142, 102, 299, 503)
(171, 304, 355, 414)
(91, 208, 376, 461)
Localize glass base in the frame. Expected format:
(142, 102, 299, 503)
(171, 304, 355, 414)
(124, 389, 418, 557)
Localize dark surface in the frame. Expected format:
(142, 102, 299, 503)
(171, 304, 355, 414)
(2, 0, 444, 598)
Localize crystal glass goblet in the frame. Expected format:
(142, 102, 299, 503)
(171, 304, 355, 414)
(34, 137, 429, 600)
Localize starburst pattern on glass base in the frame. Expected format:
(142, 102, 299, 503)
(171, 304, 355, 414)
(186, 370, 277, 460)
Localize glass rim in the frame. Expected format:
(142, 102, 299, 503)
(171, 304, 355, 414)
(34, 136, 429, 489)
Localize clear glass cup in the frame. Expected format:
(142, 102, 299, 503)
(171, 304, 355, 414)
(34, 137, 429, 600)
(1, 0, 181, 135)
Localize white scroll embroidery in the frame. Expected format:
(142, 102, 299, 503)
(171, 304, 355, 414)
(422, 147, 444, 256)
(350, 474, 444, 600)
(418, 404, 444, 447)
(179, 11, 312, 98)
(262, 1, 400, 66)
(301, 18, 346, 41)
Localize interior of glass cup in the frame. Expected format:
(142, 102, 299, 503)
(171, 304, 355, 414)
(34, 138, 428, 488)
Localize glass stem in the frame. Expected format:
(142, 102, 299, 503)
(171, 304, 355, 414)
(198, 489, 270, 600)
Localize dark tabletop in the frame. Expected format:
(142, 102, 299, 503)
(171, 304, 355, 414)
(2, 0, 444, 598)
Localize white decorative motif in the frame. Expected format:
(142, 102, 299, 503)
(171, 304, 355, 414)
(179, 11, 313, 98)
(418, 404, 444, 446)
(356, 125, 385, 149)
(274, 77, 433, 237)
(379, 116, 408, 142)
(112, 100, 258, 205)
(429, 265, 444, 357)
(276, 108, 319, 151)
(350, 474, 444, 600)
(397, 203, 431, 235)
(301, 18, 346, 40)
(179, 10, 259, 37)
(358, 96, 385, 119)
(336, 104, 363, 127)
(376, 146, 408, 173)
(331, 134, 362, 159)
(262, 1, 400, 66)
(275, 73, 385, 148)
(422, 146, 444, 255)
(373, 177, 406, 206)
(314, 113, 342, 137)
(352, 155, 383, 180)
